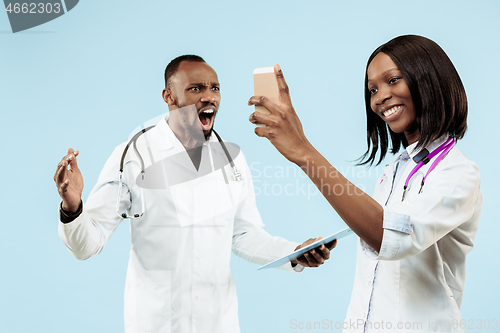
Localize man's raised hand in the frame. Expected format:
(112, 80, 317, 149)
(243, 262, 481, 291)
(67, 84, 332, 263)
(54, 148, 84, 213)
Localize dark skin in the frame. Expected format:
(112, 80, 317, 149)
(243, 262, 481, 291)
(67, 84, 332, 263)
(292, 238, 337, 267)
(248, 64, 384, 252)
(54, 148, 82, 214)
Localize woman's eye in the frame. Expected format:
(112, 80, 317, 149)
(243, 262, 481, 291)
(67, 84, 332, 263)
(389, 77, 400, 84)
(369, 88, 377, 95)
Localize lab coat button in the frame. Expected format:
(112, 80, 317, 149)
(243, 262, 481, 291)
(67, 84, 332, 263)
(195, 296, 199, 300)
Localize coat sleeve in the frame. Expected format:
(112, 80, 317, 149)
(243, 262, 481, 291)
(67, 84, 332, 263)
(230, 152, 301, 272)
(363, 154, 482, 261)
(58, 144, 132, 260)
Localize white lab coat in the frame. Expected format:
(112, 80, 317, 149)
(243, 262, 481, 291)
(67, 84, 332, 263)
(59, 117, 299, 333)
(345, 136, 483, 333)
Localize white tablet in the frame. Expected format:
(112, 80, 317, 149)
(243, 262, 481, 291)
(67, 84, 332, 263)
(258, 228, 354, 270)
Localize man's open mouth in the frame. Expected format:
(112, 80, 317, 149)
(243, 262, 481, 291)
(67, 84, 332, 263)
(199, 109, 215, 131)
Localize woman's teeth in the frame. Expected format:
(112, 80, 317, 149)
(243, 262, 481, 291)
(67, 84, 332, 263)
(383, 105, 401, 117)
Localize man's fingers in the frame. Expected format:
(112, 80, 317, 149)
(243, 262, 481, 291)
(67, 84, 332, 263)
(326, 239, 337, 250)
(303, 252, 314, 265)
(63, 149, 80, 172)
(296, 256, 308, 267)
(54, 160, 68, 184)
(304, 251, 322, 267)
(59, 179, 69, 195)
(302, 237, 320, 248)
(309, 248, 324, 264)
(274, 64, 292, 106)
(55, 149, 80, 185)
(69, 150, 80, 172)
(317, 244, 331, 260)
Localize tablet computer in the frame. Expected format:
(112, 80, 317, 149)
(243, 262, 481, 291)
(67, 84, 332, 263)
(258, 228, 354, 270)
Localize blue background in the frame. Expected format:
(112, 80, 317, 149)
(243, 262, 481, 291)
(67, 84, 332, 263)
(1, 1, 499, 332)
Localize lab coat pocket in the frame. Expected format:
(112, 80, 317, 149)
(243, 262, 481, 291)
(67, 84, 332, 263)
(125, 267, 171, 333)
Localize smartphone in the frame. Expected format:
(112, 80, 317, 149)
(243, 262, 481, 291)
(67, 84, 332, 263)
(253, 67, 279, 120)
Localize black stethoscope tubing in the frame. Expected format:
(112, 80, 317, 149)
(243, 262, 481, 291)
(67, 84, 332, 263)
(116, 126, 241, 219)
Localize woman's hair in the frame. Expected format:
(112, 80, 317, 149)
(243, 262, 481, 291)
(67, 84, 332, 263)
(359, 35, 468, 166)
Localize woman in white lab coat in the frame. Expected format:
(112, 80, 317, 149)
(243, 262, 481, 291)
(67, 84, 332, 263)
(248, 35, 482, 332)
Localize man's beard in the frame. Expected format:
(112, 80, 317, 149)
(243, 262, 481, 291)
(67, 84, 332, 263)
(174, 102, 216, 142)
(203, 125, 214, 141)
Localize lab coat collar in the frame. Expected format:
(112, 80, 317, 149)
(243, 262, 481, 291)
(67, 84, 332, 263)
(405, 134, 449, 161)
(154, 114, 220, 152)
(383, 134, 449, 183)
(151, 114, 224, 176)
(152, 115, 181, 153)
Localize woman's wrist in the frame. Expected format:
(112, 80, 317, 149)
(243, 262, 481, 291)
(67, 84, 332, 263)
(292, 143, 318, 170)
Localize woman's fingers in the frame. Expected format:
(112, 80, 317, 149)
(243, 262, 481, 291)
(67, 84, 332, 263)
(248, 106, 274, 126)
(274, 64, 292, 106)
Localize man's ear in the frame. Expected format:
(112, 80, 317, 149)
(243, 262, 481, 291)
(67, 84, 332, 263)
(162, 87, 176, 106)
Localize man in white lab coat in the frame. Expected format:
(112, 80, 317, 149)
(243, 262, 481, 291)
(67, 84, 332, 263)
(54, 55, 334, 333)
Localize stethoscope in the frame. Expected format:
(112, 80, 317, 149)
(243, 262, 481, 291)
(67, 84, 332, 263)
(400, 137, 455, 201)
(116, 126, 242, 219)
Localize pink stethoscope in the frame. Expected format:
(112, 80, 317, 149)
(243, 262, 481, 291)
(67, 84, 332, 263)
(401, 137, 455, 201)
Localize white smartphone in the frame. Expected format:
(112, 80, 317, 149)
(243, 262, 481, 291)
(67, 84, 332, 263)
(253, 67, 279, 126)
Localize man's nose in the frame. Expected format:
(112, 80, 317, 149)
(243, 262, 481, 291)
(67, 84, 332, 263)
(200, 89, 218, 103)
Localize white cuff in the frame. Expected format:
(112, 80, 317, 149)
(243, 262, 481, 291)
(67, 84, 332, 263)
(292, 263, 305, 273)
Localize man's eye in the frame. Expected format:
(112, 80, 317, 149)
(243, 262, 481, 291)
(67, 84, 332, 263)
(212, 86, 220, 91)
(189, 87, 200, 91)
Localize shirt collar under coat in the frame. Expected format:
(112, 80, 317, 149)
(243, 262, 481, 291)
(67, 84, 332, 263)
(148, 114, 226, 177)
(152, 113, 220, 153)
(404, 134, 449, 162)
(381, 134, 450, 185)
